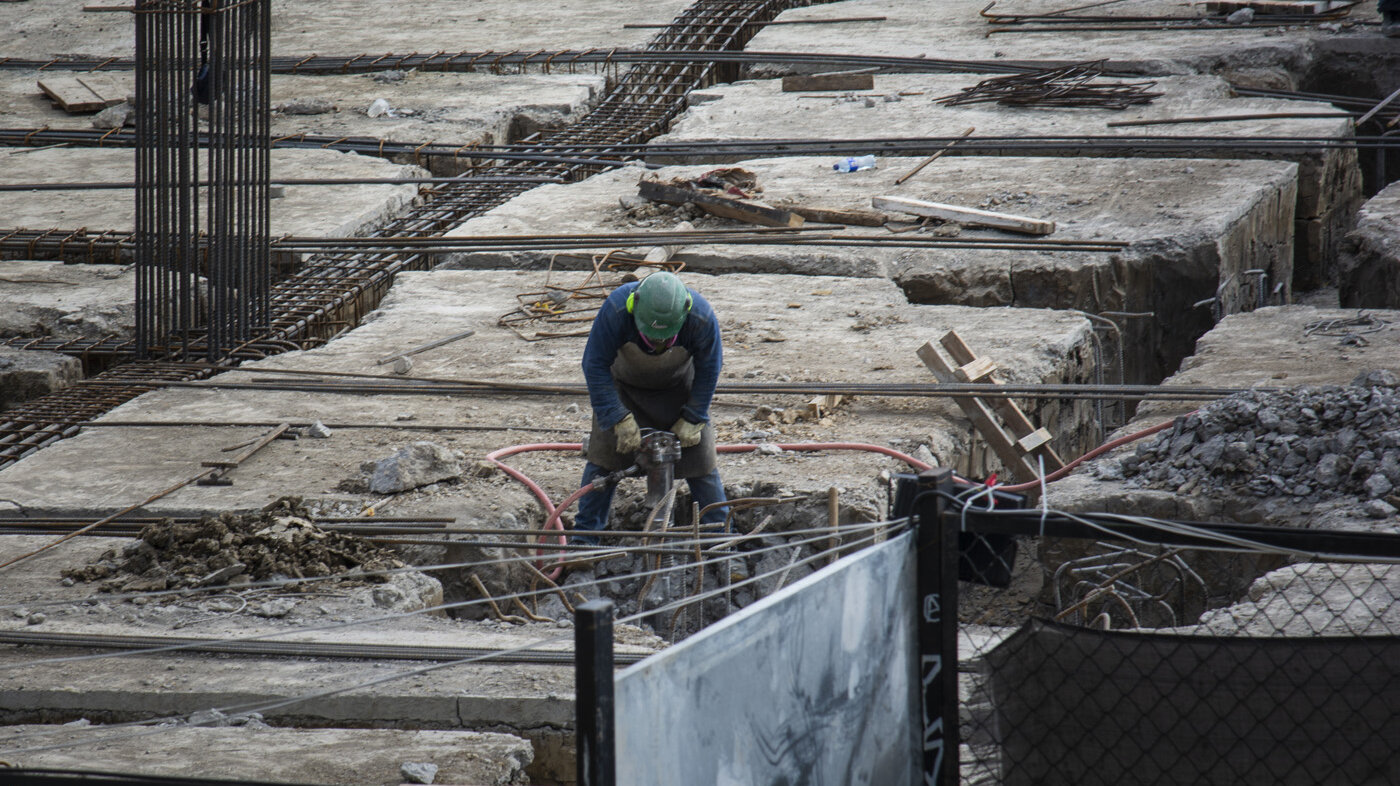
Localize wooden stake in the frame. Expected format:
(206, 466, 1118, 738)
(893, 126, 975, 186)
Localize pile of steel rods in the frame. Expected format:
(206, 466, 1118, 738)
(935, 60, 1161, 110)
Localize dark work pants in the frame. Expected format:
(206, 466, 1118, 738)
(572, 462, 729, 545)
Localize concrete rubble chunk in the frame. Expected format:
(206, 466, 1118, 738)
(369, 442, 463, 494)
(91, 101, 133, 128)
(399, 762, 439, 784)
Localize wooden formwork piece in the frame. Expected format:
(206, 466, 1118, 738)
(917, 329, 1065, 483)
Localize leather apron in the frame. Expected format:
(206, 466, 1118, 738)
(585, 342, 717, 477)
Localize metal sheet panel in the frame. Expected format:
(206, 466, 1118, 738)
(615, 531, 918, 786)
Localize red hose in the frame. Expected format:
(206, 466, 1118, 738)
(491, 421, 1181, 577)
(489, 441, 934, 579)
(996, 416, 1184, 493)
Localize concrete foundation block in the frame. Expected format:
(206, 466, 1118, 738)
(1339, 182, 1400, 309)
(0, 347, 81, 408)
(0, 725, 533, 786)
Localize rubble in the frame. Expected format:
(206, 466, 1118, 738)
(366, 442, 464, 494)
(1117, 371, 1400, 509)
(62, 498, 404, 592)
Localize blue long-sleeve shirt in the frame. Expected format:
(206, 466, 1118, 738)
(582, 281, 722, 429)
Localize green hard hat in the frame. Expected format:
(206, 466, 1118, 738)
(631, 272, 692, 341)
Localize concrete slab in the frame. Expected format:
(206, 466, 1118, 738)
(0, 345, 81, 408)
(650, 73, 1360, 287)
(0, 531, 661, 783)
(1049, 305, 1400, 532)
(2, 0, 690, 60)
(0, 147, 424, 242)
(1, 725, 533, 786)
(0, 270, 1098, 522)
(744, 0, 1380, 84)
(1339, 180, 1400, 309)
(2, 70, 604, 175)
(443, 156, 1297, 381)
(0, 261, 134, 341)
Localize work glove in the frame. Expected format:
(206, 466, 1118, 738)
(671, 417, 704, 448)
(613, 413, 641, 454)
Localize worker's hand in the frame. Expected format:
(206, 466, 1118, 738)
(671, 418, 704, 448)
(613, 413, 641, 454)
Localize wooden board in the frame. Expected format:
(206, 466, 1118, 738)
(638, 180, 804, 228)
(781, 73, 875, 92)
(917, 341, 1040, 483)
(939, 331, 1065, 471)
(37, 74, 131, 113)
(781, 205, 888, 227)
(872, 195, 1055, 235)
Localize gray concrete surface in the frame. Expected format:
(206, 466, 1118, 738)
(3, 0, 690, 60)
(1050, 305, 1400, 532)
(745, 0, 1380, 84)
(650, 74, 1360, 286)
(3, 70, 604, 175)
(0, 532, 662, 783)
(0, 725, 534, 786)
(1, 147, 424, 240)
(0, 270, 1097, 520)
(0, 345, 81, 408)
(0, 261, 134, 341)
(443, 156, 1297, 382)
(1339, 180, 1400, 308)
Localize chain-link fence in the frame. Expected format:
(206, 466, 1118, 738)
(938, 480, 1400, 786)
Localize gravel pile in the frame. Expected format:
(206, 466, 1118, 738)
(64, 498, 404, 593)
(1117, 371, 1400, 515)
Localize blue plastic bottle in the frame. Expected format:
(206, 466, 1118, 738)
(833, 155, 876, 172)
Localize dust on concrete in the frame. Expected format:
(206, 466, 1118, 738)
(63, 498, 405, 593)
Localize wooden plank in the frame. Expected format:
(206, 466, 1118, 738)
(638, 180, 804, 228)
(940, 330, 1066, 470)
(37, 76, 107, 112)
(781, 73, 875, 92)
(782, 205, 888, 227)
(872, 195, 1055, 236)
(953, 357, 997, 383)
(1016, 428, 1054, 453)
(806, 393, 844, 419)
(917, 341, 1040, 482)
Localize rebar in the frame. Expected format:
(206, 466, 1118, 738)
(135, 0, 270, 361)
(934, 60, 1161, 110)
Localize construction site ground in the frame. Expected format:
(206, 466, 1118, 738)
(649, 73, 1360, 282)
(746, 0, 1383, 82)
(1, 70, 605, 166)
(0, 0, 1397, 783)
(443, 154, 1297, 381)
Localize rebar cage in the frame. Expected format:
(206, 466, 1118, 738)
(135, 0, 270, 361)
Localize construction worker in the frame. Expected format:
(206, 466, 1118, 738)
(573, 271, 729, 544)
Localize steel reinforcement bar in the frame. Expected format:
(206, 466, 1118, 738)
(0, 0, 814, 468)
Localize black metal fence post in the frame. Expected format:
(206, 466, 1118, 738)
(912, 468, 959, 786)
(575, 599, 616, 786)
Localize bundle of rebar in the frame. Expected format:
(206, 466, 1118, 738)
(135, 0, 271, 362)
(935, 60, 1161, 110)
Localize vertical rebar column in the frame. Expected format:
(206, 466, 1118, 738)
(136, 0, 269, 361)
(136, 0, 201, 358)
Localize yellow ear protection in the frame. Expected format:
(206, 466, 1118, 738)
(626, 290, 693, 314)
